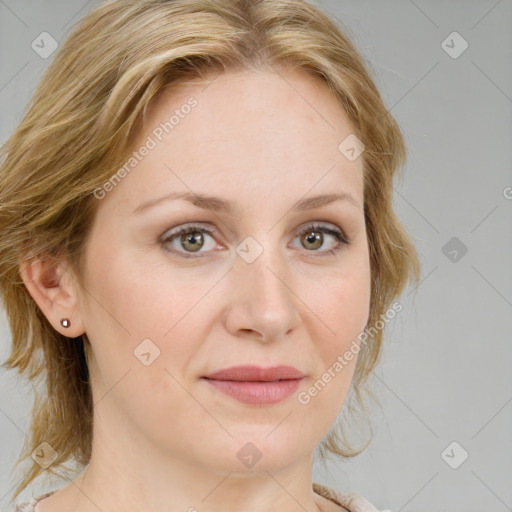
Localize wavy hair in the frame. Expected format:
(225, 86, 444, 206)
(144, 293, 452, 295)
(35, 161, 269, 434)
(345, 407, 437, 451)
(0, 0, 420, 499)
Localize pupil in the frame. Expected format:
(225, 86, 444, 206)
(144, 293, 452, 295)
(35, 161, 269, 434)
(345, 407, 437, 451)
(182, 231, 203, 252)
(304, 231, 322, 250)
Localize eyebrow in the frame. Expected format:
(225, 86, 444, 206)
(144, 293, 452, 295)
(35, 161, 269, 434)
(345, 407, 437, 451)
(131, 191, 361, 216)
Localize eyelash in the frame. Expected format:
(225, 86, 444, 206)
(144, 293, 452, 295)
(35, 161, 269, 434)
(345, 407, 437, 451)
(160, 222, 351, 259)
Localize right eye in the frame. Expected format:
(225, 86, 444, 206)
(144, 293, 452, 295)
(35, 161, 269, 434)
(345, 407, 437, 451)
(160, 223, 221, 258)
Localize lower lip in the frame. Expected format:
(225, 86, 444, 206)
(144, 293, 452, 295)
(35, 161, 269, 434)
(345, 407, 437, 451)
(202, 378, 303, 404)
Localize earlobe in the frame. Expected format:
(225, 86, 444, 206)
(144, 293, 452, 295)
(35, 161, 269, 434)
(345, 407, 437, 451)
(19, 256, 85, 337)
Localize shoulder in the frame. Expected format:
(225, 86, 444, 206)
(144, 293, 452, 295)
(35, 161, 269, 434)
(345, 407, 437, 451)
(9, 485, 383, 512)
(3, 498, 37, 512)
(5, 490, 57, 512)
(313, 482, 384, 512)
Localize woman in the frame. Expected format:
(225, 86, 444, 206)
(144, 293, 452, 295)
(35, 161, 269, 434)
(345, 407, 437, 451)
(0, 0, 420, 511)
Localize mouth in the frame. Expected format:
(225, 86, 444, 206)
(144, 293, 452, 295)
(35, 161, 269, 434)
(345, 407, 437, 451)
(201, 365, 305, 405)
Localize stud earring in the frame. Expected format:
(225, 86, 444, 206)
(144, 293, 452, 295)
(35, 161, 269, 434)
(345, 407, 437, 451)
(60, 318, 71, 328)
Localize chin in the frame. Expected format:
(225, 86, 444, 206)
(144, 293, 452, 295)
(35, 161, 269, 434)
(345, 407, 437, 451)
(191, 427, 314, 475)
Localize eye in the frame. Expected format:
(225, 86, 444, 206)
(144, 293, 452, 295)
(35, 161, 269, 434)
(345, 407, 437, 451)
(161, 224, 219, 258)
(160, 222, 351, 259)
(292, 222, 350, 257)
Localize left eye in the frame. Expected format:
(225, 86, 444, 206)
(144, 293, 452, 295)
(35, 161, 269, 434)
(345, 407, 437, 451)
(161, 222, 350, 258)
(292, 224, 348, 255)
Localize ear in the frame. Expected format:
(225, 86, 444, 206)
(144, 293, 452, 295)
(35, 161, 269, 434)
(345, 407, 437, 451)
(19, 255, 86, 337)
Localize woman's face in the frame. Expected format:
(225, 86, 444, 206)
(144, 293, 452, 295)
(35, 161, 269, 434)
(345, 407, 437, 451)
(76, 68, 371, 474)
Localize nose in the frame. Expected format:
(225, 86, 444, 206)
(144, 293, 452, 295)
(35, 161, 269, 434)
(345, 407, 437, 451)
(223, 244, 301, 343)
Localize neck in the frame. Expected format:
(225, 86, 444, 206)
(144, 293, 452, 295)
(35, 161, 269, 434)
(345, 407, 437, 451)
(60, 408, 324, 512)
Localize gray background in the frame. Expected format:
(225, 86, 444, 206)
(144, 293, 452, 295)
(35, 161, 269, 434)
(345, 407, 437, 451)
(1, 1, 511, 511)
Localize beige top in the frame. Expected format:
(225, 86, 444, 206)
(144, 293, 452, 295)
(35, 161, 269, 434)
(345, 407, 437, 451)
(8, 482, 381, 511)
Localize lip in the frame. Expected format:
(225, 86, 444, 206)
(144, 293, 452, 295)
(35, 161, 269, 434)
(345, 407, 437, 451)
(203, 365, 304, 381)
(202, 365, 304, 405)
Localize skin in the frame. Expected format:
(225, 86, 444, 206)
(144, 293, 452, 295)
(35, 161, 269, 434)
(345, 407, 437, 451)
(21, 67, 371, 512)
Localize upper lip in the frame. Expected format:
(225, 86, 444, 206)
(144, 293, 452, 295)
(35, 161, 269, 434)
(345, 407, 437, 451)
(203, 365, 304, 382)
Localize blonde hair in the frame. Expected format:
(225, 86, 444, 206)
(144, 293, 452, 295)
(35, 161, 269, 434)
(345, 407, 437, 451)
(0, 0, 420, 499)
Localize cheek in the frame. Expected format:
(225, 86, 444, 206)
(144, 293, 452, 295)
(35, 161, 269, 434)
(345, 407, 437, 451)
(310, 249, 371, 355)
(84, 243, 204, 340)
(81, 251, 205, 430)
(81, 247, 220, 401)
(315, 275, 369, 391)
(299, 263, 370, 419)
(329, 270, 371, 341)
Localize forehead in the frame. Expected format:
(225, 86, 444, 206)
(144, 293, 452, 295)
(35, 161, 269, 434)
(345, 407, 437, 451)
(143, 67, 353, 139)
(114, 67, 364, 211)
